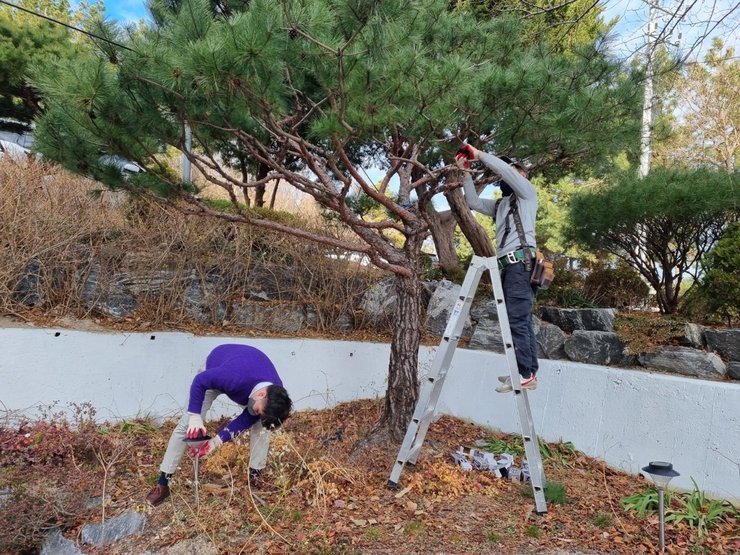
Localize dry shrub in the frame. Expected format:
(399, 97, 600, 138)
(0, 158, 383, 330)
(0, 159, 127, 315)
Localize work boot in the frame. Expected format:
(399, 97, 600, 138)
(145, 483, 170, 506)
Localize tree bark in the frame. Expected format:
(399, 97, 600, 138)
(254, 162, 268, 208)
(426, 207, 459, 273)
(369, 271, 423, 443)
(446, 188, 495, 257)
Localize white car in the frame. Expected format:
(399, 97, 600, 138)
(100, 155, 144, 175)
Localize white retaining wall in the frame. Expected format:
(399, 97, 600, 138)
(1, 326, 738, 501)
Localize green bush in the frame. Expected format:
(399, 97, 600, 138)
(682, 222, 740, 325)
(536, 258, 598, 308)
(584, 263, 651, 309)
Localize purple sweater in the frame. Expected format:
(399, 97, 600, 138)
(188, 344, 282, 442)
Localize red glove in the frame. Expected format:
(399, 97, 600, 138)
(455, 144, 475, 159)
(192, 436, 223, 458)
(455, 144, 477, 169)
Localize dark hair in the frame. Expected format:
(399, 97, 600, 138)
(261, 385, 292, 429)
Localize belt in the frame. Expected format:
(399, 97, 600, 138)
(497, 247, 536, 270)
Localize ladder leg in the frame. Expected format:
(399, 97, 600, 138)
(388, 260, 486, 487)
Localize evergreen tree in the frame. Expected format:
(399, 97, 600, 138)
(568, 168, 738, 314)
(34, 0, 639, 442)
(0, 0, 98, 130)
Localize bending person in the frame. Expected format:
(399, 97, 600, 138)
(145, 343, 292, 506)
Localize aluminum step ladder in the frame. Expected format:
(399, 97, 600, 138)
(387, 255, 548, 514)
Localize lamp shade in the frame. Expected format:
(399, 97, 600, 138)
(642, 461, 680, 488)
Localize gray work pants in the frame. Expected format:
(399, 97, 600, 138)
(159, 388, 271, 476)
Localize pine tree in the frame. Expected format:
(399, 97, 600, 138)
(34, 0, 640, 442)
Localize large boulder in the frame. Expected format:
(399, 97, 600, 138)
(469, 319, 504, 352)
(682, 323, 706, 349)
(540, 307, 616, 332)
(360, 278, 397, 324)
(727, 362, 740, 380)
(535, 319, 567, 359)
(424, 280, 472, 337)
(184, 273, 228, 324)
(80, 264, 137, 319)
(231, 302, 305, 333)
(638, 346, 727, 378)
(564, 330, 626, 365)
(13, 259, 44, 306)
(704, 329, 740, 362)
(81, 511, 146, 545)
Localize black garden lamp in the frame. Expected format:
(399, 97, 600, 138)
(642, 461, 680, 552)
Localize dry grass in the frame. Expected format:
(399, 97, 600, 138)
(0, 158, 382, 332)
(2, 399, 737, 554)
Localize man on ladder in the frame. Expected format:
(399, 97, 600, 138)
(387, 143, 549, 514)
(456, 144, 540, 393)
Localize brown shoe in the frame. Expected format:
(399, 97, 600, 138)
(145, 483, 170, 506)
(248, 468, 267, 490)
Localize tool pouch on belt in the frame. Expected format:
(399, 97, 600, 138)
(530, 251, 554, 289)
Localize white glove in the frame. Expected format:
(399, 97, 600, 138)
(186, 413, 207, 439)
(195, 435, 223, 458)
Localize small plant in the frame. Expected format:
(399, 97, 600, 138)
(486, 530, 500, 545)
(405, 519, 426, 535)
(592, 512, 612, 528)
(666, 479, 738, 538)
(620, 486, 669, 517)
(484, 437, 524, 456)
(365, 526, 382, 540)
(540, 440, 578, 467)
(525, 524, 541, 539)
(544, 481, 569, 504)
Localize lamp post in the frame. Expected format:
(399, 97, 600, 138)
(642, 461, 680, 552)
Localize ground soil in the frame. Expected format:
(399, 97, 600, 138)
(3, 399, 733, 555)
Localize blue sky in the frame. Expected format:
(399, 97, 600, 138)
(101, 0, 148, 23)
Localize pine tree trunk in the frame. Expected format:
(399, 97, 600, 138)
(446, 188, 495, 257)
(370, 271, 423, 442)
(427, 207, 460, 273)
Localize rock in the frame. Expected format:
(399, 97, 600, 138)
(727, 362, 740, 380)
(535, 320, 567, 359)
(333, 312, 354, 332)
(231, 302, 305, 333)
(184, 273, 227, 324)
(682, 323, 706, 349)
(470, 300, 499, 323)
(0, 487, 12, 508)
(13, 259, 44, 306)
(157, 537, 219, 555)
(360, 278, 397, 323)
(705, 329, 740, 362)
(540, 307, 616, 332)
(638, 346, 727, 378)
(469, 319, 504, 352)
(41, 527, 83, 555)
(114, 269, 179, 296)
(80, 264, 137, 319)
(424, 280, 472, 337)
(564, 331, 626, 365)
(80, 511, 146, 545)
